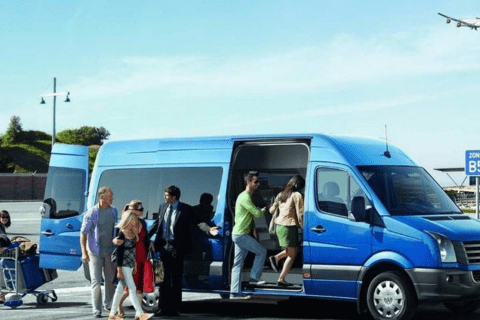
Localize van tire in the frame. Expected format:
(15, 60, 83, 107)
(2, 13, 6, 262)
(366, 271, 416, 320)
(141, 287, 160, 314)
(443, 299, 480, 314)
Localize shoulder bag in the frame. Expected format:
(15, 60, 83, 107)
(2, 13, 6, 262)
(268, 208, 279, 235)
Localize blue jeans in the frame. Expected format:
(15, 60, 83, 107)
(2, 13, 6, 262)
(89, 251, 115, 315)
(230, 234, 267, 294)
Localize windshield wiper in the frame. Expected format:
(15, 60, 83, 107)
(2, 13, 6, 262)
(437, 211, 462, 215)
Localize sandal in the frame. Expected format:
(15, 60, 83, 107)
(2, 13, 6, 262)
(135, 313, 154, 320)
(269, 256, 279, 273)
(108, 313, 125, 320)
(277, 280, 291, 287)
(118, 305, 125, 318)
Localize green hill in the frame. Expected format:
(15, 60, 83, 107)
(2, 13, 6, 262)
(1, 124, 107, 173)
(0, 140, 99, 173)
(1, 142, 102, 174)
(0, 139, 52, 173)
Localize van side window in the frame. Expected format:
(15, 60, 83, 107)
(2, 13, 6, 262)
(316, 167, 369, 218)
(97, 167, 223, 218)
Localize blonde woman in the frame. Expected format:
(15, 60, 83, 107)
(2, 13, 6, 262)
(116, 200, 154, 318)
(108, 209, 153, 320)
(268, 175, 305, 286)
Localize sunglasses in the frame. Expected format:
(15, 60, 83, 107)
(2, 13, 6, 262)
(136, 208, 144, 212)
(0, 215, 9, 219)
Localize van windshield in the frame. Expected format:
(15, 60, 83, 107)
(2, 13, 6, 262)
(357, 166, 461, 216)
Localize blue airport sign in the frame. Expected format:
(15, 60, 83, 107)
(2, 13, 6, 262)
(465, 150, 480, 176)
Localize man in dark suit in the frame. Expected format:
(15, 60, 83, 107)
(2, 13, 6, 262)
(149, 185, 193, 317)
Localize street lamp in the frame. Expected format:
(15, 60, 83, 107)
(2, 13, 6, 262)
(40, 77, 71, 145)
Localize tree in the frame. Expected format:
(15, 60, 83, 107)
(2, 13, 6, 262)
(0, 153, 14, 172)
(93, 126, 110, 144)
(56, 126, 110, 146)
(3, 115, 23, 144)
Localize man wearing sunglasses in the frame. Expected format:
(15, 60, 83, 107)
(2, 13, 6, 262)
(230, 171, 269, 299)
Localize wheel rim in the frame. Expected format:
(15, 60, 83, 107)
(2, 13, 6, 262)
(373, 280, 404, 318)
(142, 288, 159, 312)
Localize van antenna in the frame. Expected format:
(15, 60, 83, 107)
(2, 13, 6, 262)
(384, 125, 391, 158)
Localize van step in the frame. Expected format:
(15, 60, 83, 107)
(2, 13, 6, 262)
(222, 295, 290, 304)
(242, 282, 302, 290)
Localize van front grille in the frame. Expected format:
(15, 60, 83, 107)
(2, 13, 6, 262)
(463, 241, 480, 265)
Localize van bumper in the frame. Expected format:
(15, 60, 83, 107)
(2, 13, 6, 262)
(406, 268, 480, 301)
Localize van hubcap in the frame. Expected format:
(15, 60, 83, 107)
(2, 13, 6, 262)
(141, 288, 159, 313)
(373, 280, 404, 318)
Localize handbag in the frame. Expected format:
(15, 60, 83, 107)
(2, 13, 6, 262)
(268, 209, 279, 235)
(148, 250, 164, 283)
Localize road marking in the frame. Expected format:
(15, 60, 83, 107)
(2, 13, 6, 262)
(55, 286, 91, 293)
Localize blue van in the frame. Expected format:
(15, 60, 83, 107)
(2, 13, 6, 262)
(38, 134, 480, 320)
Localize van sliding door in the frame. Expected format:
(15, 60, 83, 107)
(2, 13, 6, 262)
(228, 140, 310, 284)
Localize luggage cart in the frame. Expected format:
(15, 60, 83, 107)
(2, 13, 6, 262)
(0, 243, 57, 309)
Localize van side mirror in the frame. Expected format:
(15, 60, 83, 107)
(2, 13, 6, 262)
(351, 197, 367, 222)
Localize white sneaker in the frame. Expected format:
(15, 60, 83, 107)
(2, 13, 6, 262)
(229, 294, 251, 300)
(249, 279, 266, 286)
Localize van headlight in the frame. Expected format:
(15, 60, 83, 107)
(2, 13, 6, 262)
(427, 232, 457, 263)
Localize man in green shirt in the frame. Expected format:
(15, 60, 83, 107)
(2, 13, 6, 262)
(230, 171, 268, 299)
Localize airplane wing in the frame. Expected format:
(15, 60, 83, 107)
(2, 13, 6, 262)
(438, 12, 478, 29)
(438, 13, 452, 20)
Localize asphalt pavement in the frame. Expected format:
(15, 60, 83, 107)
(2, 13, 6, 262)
(0, 201, 478, 320)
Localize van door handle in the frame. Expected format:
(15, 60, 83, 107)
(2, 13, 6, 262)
(41, 230, 54, 237)
(311, 225, 326, 234)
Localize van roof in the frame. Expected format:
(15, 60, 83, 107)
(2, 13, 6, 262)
(97, 133, 418, 167)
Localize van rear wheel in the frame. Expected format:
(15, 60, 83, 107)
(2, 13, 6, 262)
(443, 299, 480, 314)
(142, 287, 160, 314)
(366, 271, 416, 320)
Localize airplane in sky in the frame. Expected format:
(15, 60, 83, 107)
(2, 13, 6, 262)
(438, 12, 480, 30)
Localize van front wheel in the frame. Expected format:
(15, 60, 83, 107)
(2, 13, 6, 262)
(366, 272, 416, 320)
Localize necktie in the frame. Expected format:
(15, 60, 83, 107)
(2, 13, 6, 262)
(164, 205, 172, 239)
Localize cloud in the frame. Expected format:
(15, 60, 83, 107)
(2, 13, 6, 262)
(6, 26, 480, 139)
(66, 27, 480, 103)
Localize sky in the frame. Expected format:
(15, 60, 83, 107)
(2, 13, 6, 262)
(1, 0, 480, 186)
